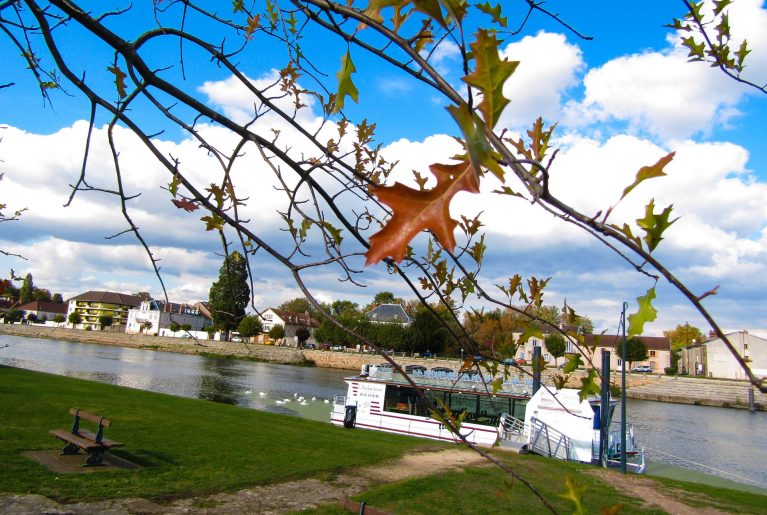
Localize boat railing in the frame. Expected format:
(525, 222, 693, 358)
(499, 413, 526, 438)
(528, 417, 577, 462)
(333, 395, 346, 406)
(606, 424, 638, 458)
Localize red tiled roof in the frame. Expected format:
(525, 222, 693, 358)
(270, 308, 319, 328)
(584, 334, 671, 352)
(18, 300, 68, 314)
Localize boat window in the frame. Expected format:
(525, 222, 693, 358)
(383, 385, 429, 416)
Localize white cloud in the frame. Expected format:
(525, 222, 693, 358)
(560, 0, 767, 141)
(498, 31, 583, 129)
(564, 48, 741, 140)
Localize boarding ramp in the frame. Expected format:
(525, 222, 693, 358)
(527, 417, 577, 462)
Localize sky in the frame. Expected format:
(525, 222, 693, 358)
(1, 0, 766, 337)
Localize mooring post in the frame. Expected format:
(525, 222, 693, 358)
(532, 346, 542, 395)
(749, 387, 755, 412)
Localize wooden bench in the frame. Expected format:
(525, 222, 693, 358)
(49, 408, 124, 466)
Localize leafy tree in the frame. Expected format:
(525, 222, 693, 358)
(664, 323, 705, 351)
(296, 327, 311, 346)
(181, 323, 192, 332)
(278, 297, 313, 314)
(238, 315, 263, 339)
(18, 273, 33, 304)
(4, 309, 23, 323)
(98, 315, 113, 330)
(51, 293, 64, 304)
(330, 300, 360, 318)
(626, 337, 649, 368)
(142, 321, 154, 333)
(268, 325, 285, 344)
(544, 333, 567, 367)
(26, 313, 38, 323)
(67, 312, 81, 328)
(407, 307, 448, 355)
(32, 288, 51, 302)
(208, 251, 249, 335)
(52, 314, 65, 326)
(169, 322, 181, 332)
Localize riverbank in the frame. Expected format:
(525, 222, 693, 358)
(1, 323, 764, 410)
(3, 366, 765, 514)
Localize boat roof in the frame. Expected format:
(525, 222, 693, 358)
(346, 367, 531, 399)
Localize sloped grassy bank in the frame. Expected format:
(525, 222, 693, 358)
(2, 366, 766, 514)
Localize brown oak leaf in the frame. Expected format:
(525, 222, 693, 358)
(171, 197, 199, 212)
(365, 160, 479, 265)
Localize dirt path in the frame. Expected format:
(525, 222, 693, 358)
(587, 469, 729, 515)
(0, 448, 489, 514)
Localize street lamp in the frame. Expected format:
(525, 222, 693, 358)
(460, 348, 464, 362)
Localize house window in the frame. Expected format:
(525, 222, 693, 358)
(264, 314, 273, 321)
(617, 359, 622, 367)
(650, 350, 656, 357)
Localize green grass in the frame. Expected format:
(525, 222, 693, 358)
(4, 365, 766, 514)
(303, 453, 767, 515)
(304, 455, 664, 515)
(0, 365, 438, 502)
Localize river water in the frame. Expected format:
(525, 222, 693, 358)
(2, 335, 766, 492)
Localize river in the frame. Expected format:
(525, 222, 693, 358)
(1, 335, 766, 493)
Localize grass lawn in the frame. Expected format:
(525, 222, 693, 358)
(4, 365, 766, 514)
(304, 454, 767, 515)
(0, 365, 439, 502)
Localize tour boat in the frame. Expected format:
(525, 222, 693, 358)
(330, 365, 645, 473)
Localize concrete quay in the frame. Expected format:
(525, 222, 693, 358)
(625, 374, 766, 411)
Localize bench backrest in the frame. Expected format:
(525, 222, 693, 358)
(69, 408, 112, 427)
(69, 408, 113, 443)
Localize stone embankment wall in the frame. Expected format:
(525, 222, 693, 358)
(2, 323, 763, 410)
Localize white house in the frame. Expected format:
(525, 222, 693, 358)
(126, 299, 212, 337)
(19, 300, 68, 325)
(692, 331, 767, 380)
(257, 308, 318, 347)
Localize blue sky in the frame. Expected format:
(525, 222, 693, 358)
(1, 0, 766, 337)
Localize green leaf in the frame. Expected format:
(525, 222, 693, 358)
(299, 219, 313, 240)
(734, 39, 751, 71)
(333, 50, 359, 114)
(107, 65, 127, 99)
(621, 152, 674, 200)
(462, 29, 518, 129)
(206, 184, 226, 208)
(578, 369, 601, 403)
(320, 221, 344, 246)
(201, 214, 225, 231)
(627, 287, 657, 337)
(563, 353, 583, 375)
(713, 0, 732, 15)
(559, 476, 587, 515)
(636, 199, 678, 252)
(232, 0, 244, 13)
(412, 0, 446, 28)
(441, 0, 467, 25)
(682, 36, 705, 60)
(476, 2, 507, 27)
(168, 174, 181, 198)
(446, 102, 504, 180)
(517, 326, 543, 346)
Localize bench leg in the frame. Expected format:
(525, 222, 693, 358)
(62, 443, 80, 456)
(85, 449, 105, 466)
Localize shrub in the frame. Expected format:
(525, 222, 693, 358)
(664, 366, 678, 376)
